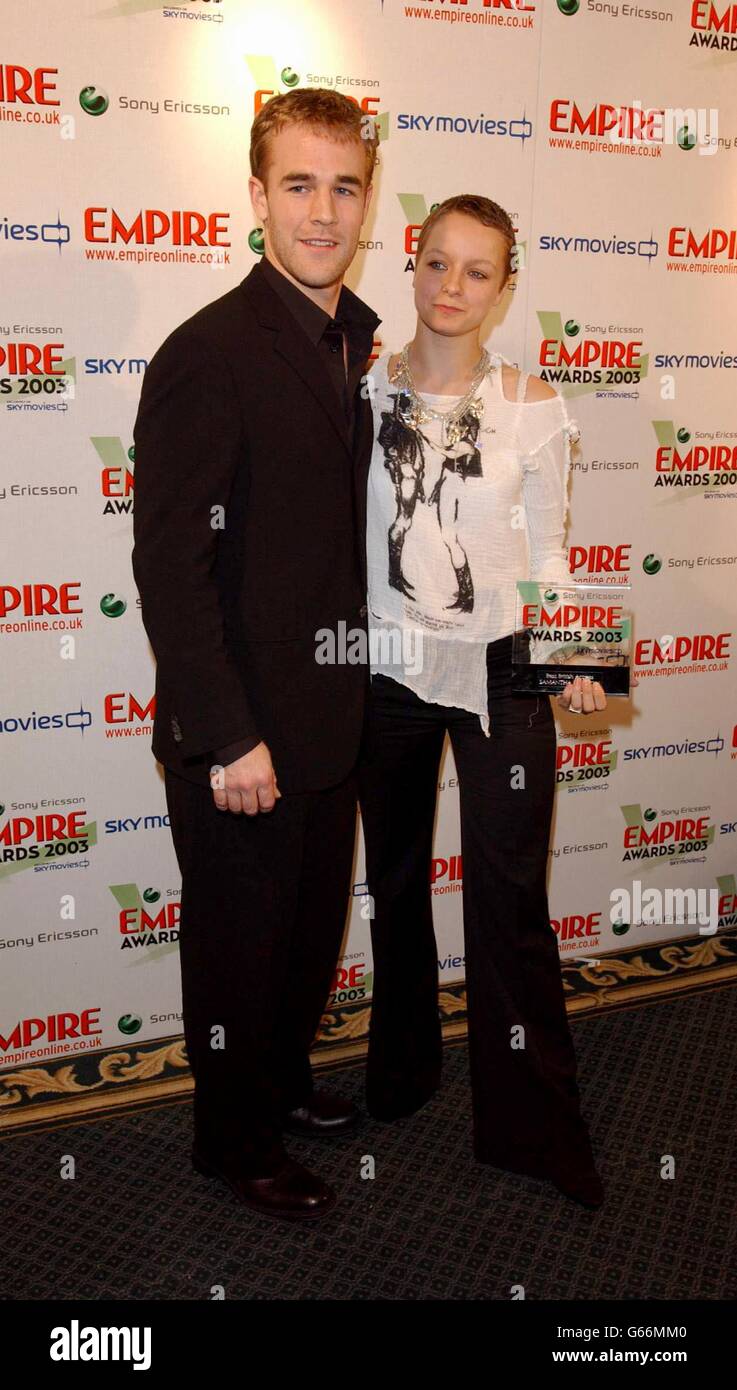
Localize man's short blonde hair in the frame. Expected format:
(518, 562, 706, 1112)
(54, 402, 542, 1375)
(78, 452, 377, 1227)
(250, 87, 379, 190)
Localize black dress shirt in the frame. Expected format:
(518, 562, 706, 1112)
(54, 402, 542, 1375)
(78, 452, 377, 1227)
(209, 254, 380, 771)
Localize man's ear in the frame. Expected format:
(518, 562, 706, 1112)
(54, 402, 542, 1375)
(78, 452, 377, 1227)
(249, 175, 267, 220)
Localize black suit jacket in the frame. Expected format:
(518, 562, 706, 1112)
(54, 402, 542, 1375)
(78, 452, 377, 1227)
(131, 260, 381, 792)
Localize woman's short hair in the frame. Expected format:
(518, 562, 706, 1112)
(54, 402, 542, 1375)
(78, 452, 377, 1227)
(250, 87, 379, 190)
(414, 195, 517, 289)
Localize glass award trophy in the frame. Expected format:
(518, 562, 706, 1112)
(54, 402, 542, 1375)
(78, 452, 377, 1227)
(511, 580, 631, 695)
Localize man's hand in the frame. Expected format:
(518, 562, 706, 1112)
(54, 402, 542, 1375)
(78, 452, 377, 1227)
(209, 741, 281, 815)
(556, 674, 607, 714)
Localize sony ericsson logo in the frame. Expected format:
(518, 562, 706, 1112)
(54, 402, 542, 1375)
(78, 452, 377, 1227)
(80, 82, 230, 119)
(0, 213, 70, 252)
(247, 55, 382, 119)
(79, 86, 109, 116)
(558, 0, 737, 36)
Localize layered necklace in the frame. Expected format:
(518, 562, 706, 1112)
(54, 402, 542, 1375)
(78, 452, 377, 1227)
(387, 343, 496, 447)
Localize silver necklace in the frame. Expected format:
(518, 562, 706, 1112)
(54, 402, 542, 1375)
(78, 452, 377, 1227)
(388, 343, 495, 446)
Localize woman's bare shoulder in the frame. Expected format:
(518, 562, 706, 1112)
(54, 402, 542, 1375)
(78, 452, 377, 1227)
(501, 364, 558, 404)
(524, 373, 558, 403)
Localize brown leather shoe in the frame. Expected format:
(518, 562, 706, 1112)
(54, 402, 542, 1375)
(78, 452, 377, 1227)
(192, 1148, 336, 1220)
(282, 1089, 361, 1137)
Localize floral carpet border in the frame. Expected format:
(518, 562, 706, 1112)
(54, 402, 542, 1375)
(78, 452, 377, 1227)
(2, 929, 735, 1137)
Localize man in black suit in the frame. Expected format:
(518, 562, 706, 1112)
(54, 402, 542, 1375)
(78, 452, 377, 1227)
(131, 88, 380, 1219)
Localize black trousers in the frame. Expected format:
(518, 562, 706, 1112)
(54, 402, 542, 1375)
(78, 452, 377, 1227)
(164, 766, 357, 1174)
(357, 632, 596, 1180)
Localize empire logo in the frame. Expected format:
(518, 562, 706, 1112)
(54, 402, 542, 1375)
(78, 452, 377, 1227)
(328, 959, 370, 1006)
(0, 340, 65, 374)
(520, 595, 625, 642)
(620, 804, 715, 861)
(549, 100, 664, 143)
(0, 63, 59, 107)
(0, 581, 82, 618)
(397, 193, 439, 270)
(412, 0, 537, 9)
(0, 806, 93, 872)
(690, 2, 737, 48)
(634, 632, 730, 667)
(431, 854, 463, 894)
(104, 691, 156, 735)
(91, 437, 135, 514)
(556, 738, 617, 785)
(534, 311, 647, 387)
(550, 911, 601, 942)
(716, 873, 737, 925)
(569, 544, 631, 577)
(109, 884, 180, 950)
(84, 207, 230, 247)
(668, 225, 737, 263)
(0, 1008, 102, 1055)
(651, 420, 737, 491)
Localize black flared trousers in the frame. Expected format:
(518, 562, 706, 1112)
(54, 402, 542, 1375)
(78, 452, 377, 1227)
(357, 632, 595, 1180)
(163, 765, 357, 1174)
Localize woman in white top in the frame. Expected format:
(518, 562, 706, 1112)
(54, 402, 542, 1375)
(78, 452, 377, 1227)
(357, 195, 609, 1209)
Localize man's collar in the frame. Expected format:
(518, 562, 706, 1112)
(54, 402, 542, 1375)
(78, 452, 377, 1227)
(256, 254, 381, 343)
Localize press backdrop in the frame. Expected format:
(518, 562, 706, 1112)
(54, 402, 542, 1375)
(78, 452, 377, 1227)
(2, 0, 736, 1074)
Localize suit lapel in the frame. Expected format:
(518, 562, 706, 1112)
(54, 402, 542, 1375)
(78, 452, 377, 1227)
(272, 324, 354, 456)
(240, 261, 378, 592)
(240, 263, 353, 457)
(352, 386, 374, 591)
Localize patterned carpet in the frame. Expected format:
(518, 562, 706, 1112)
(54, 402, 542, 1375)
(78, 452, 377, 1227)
(2, 986, 735, 1301)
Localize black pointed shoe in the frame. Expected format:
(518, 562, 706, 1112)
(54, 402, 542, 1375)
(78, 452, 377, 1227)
(366, 1088, 438, 1122)
(282, 1089, 361, 1138)
(549, 1164, 605, 1209)
(192, 1148, 336, 1220)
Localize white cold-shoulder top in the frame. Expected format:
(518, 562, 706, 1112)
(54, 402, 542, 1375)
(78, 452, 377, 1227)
(365, 348, 581, 733)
